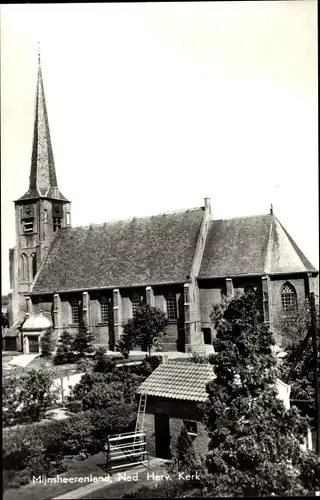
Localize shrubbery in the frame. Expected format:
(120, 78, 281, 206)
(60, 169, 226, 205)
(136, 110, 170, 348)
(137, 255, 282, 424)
(3, 407, 135, 490)
(3, 364, 60, 426)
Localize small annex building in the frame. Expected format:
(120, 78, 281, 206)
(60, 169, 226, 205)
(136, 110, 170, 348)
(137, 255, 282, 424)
(137, 360, 291, 460)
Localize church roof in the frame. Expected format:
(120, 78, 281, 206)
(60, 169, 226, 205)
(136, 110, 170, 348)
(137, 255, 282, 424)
(31, 208, 204, 294)
(199, 213, 317, 278)
(16, 57, 68, 203)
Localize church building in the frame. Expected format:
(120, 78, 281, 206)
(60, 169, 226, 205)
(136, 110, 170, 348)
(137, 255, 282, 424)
(4, 56, 318, 354)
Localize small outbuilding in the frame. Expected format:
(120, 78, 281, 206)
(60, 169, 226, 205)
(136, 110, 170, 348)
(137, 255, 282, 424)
(21, 311, 53, 354)
(137, 361, 214, 459)
(137, 361, 291, 460)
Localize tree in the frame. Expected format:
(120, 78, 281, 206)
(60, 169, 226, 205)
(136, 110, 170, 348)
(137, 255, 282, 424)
(2, 369, 23, 426)
(168, 425, 200, 476)
(93, 347, 117, 373)
(119, 304, 168, 357)
(3, 364, 60, 425)
(200, 291, 315, 497)
(40, 328, 54, 358)
(276, 299, 320, 427)
(19, 365, 61, 422)
(73, 316, 93, 358)
(53, 329, 75, 364)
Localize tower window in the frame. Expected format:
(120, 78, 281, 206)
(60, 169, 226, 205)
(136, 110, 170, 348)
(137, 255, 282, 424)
(31, 253, 37, 279)
(24, 218, 34, 233)
(22, 204, 34, 234)
(53, 217, 62, 232)
(71, 299, 80, 324)
(44, 209, 48, 223)
(100, 296, 110, 323)
(281, 282, 297, 313)
(21, 253, 29, 282)
(166, 292, 177, 320)
(131, 294, 141, 317)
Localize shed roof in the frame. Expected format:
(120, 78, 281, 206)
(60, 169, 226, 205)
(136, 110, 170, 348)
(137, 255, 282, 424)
(137, 361, 214, 402)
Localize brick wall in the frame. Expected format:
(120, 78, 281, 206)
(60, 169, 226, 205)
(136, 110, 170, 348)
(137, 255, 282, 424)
(169, 418, 209, 459)
(270, 276, 307, 341)
(144, 396, 209, 459)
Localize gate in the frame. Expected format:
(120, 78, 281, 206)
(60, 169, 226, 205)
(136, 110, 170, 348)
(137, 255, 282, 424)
(105, 431, 149, 472)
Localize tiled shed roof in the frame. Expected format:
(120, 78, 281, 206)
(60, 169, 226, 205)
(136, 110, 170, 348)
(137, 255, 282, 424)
(199, 214, 316, 278)
(137, 362, 214, 402)
(31, 208, 204, 294)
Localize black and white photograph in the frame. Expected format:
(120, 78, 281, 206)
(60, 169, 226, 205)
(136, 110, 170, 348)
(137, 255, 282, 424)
(1, 1, 319, 498)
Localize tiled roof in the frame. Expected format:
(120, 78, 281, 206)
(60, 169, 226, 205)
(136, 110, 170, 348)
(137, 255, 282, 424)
(199, 214, 316, 278)
(137, 362, 214, 402)
(31, 208, 204, 294)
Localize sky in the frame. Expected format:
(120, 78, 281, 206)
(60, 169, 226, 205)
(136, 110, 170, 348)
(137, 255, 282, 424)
(1, 1, 318, 295)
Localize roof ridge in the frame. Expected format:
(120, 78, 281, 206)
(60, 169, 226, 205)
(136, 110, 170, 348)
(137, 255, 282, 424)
(211, 213, 270, 223)
(69, 206, 203, 230)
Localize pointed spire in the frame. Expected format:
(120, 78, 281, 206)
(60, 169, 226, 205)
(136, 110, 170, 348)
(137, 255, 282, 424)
(17, 47, 68, 202)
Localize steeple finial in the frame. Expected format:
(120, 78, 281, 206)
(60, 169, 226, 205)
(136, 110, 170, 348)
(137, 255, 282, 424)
(270, 203, 273, 215)
(37, 41, 41, 66)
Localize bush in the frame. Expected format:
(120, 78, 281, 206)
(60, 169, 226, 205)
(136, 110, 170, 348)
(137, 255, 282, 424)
(40, 329, 54, 358)
(54, 330, 75, 365)
(3, 406, 136, 490)
(3, 424, 66, 489)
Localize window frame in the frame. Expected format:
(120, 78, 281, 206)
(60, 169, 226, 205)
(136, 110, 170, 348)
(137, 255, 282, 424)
(281, 282, 298, 313)
(23, 218, 34, 234)
(131, 294, 141, 318)
(165, 293, 178, 321)
(53, 217, 62, 232)
(100, 296, 110, 324)
(183, 420, 198, 437)
(70, 299, 80, 324)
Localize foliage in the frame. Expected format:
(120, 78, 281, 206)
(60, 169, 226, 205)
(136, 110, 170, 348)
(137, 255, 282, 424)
(2, 364, 60, 426)
(168, 425, 200, 477)
(40, 328, 54, 358)
(276, 299, 320, 427)
(73, 316, 94, 357)
(123, 479, 205, 498)
(53, 329, 75, 365)
(119, 304, 168, 357)
(191, 352, 211, 364)
(19, 365, 61, 422)
(2, 369, 23, 426)
(3, 406, 135, 490)
(200, 291, 314, 497)
(93, 347, 118, 373)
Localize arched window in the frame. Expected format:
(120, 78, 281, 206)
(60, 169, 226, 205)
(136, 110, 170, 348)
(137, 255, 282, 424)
(131, 294, 141, 318)
(100, 296, 110, 323)
(281, 282, 297, 313)
(71, 298, 80, 324)
(21, 253, 29, 282)
(166, 291, 177, 320)
(31, 253, 37, 279)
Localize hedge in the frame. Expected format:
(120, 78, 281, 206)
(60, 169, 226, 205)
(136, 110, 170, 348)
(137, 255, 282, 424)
(3, 404, 136, 490)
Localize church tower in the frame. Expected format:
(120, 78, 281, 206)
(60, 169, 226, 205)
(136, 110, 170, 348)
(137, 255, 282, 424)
(9, 50, 71, 325)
